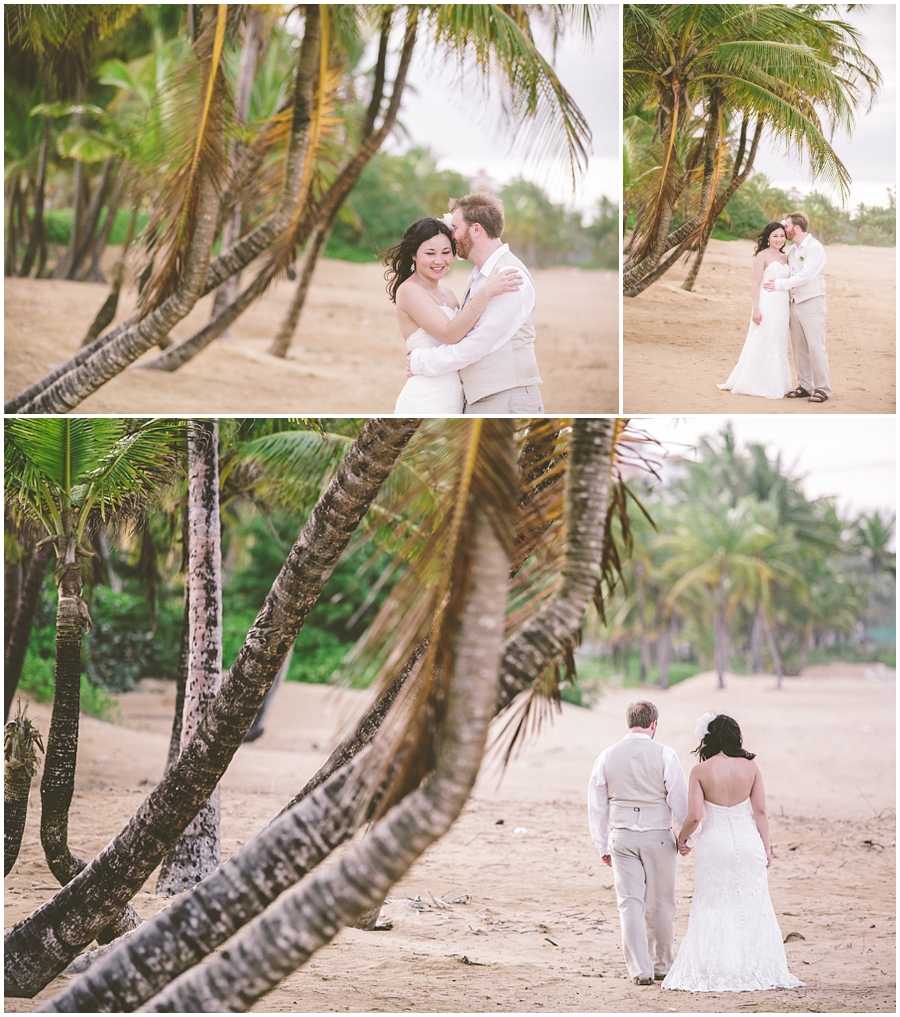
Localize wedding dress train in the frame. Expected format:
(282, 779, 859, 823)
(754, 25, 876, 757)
(394, 304, 464, 414)
(662, 799, 805, 992)
(717, 261, 792, 399)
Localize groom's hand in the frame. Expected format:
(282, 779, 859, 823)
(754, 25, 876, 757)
(677, 841, 691, 856)
(762, 280, 775, 292)
(406, 351, 413, 378)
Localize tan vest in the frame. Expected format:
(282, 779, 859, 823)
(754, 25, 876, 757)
(605, 737, 672, 828)
(459, 250, 542, 404)
(789, 236, 826, 304)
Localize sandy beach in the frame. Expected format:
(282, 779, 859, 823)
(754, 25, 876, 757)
(5, 662, 895, 1013)
(623, 239, 895, 414)
(4, 259, 618, 415)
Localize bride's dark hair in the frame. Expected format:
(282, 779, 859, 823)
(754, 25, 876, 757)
(694, 714, 756, 762)
(750, 221, 787, 257)
(382, 218, 456, 303)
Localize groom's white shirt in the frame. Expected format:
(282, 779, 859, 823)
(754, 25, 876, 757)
(588, 733, 689, 854)
(772, 233, 826, 298)
(408, 243, 536, 376)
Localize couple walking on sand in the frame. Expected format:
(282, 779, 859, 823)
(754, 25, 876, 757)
(588, 700, 805, 992)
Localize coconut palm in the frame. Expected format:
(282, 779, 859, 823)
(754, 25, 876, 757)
(37, 418, 624, 1011)
(4, 417, 185, 891)
(4, 703, 44, 875)
(3, 417, 421, 999)
(623, 3, 881, 297)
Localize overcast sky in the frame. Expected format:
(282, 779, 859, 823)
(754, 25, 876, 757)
(630, 416, 896, 524)
(736, 6, 896, 211)
(383, 5, 619, 214)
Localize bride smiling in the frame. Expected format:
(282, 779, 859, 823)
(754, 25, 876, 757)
(383, 217, 522, 414)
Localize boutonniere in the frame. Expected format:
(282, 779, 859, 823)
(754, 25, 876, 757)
(799, 256, 805, 262)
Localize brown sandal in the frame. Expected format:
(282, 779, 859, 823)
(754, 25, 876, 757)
(808, 389, 829, 403)
(786, 386, 811, 398)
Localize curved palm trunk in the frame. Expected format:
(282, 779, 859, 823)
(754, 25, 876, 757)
(19, 96, 52, 278)
(144, 508, 510, 1012)
(5, 173, 24, 276)
(5, 542, 53, 721)
(40, 552, 90, 885)
(243, 644, 292, 743)
(80, 170, 125, 284)
(5, 705, 44, 875)
(5, 417, 421, 998)
(68, 158, 116, 280)
(157, 420, 223, 895)
(269, 213, 334, 358)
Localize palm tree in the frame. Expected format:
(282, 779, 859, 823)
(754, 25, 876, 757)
(4, 417, 184, 891)
(4, 417, 421, 999)
(38, 418, 624, 1011)
(4, 703, 44, 875)
(623, 3, 880, 297)
(156, 420, 224, 895)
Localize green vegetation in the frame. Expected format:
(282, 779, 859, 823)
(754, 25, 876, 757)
(714, 175, 895, 246)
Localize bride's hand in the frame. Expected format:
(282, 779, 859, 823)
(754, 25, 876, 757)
(765, 847, 773, 868)
(752, 308, 762, 326)
(482, 268, 524, 300)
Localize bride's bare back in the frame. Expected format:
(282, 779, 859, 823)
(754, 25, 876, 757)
(695, 753, 761, 807)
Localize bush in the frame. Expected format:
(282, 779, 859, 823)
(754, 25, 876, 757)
(19, 651, 116, 720)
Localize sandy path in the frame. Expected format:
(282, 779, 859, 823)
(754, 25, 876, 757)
(623, 239, 895, 413)
(5, 260, 618, 415)
(5, 662, 894, 1013)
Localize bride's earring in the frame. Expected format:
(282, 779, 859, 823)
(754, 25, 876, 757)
(411, 259, 416, 272)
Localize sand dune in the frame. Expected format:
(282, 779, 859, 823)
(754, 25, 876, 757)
(5, 662, 894, 1012)
(5, 259, 618, 415)
(624, 239, 895, 414)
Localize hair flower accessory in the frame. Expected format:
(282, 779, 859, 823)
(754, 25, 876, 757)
(438, 212, 454, 229)
(694, 712, 717, 742)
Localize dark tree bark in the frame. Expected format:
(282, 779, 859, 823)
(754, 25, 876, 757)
(68, 157, 116, 280)
(5, 705, 44, 875)
(19, 94, 52, 278)
(5, 542, 54, 722)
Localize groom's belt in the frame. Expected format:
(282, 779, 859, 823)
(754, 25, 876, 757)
(608, 801, 672, 828)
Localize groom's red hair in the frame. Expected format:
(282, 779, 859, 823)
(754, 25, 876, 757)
(451, 192, 505, 239)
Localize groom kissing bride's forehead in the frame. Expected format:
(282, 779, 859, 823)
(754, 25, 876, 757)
(396, 191, 544, 415)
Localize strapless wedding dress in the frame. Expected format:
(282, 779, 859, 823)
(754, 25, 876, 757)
(394, 305, 464, 414)
(662, 799, 805, 992)
(717, 262, 792, 399)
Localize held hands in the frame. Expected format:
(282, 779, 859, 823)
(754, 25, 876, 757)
(677, 840, 691, 857)
(601, 853, 612, 868)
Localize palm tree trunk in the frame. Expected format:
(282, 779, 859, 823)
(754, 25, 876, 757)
(80, 168, 125, 283)
(164, 585, 191, 773)
(5, 557, 23, 649)
(40, 553, 90, 885)
(4, 542, 53, 721)
(269, 214, 334, 357)
(5, 172, 23, 276)
(19, 97, 52, 278)
(764, 616, 784, 688)
(244, 644, 292, 743)
(68, 157, 116, 280)
(4, 417, 421, 998)
(143, 507, 511, 1012)
(5, 704, 44, 875)
(656, 612, 673, 689)
(156, 420, 223, 895)
(80, 203, 138, 347)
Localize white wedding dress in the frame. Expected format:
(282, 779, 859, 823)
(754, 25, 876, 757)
(717, 261, 792, 399)
(662, 799, 805, 993)
(394, 305, 464, 414)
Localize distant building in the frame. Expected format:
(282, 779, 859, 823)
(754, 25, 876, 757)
(469, 169, 501, 194)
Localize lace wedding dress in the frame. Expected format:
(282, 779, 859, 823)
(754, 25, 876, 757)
(717, 261, 792, 399)
(394, 305, 464, 414)
(662, 799, 805, 992)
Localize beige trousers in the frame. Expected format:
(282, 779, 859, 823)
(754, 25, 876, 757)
(608, 827, 678, 981)
(463, 384, 544, 415)
(790, 295, 831, 397)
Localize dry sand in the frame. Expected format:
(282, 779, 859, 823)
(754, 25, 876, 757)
(4, 259, 618, 415)
(5, 662, 895, 1013)
(624, 239, 895, 413)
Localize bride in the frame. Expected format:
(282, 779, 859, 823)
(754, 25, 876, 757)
(384, 217, 522, 414)
(662, 714, 805, 993)
(717, 222, 792, 399)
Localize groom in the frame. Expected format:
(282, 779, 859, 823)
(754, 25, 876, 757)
(762, 210, 831, 403)
(588, 701, 689, 985)
(406, 192, 543, 413)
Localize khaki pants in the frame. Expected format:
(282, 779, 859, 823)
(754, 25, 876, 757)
(609, 827, 678, 981)
(464, 384, 544, 415)
(790, 295, 831, 397)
